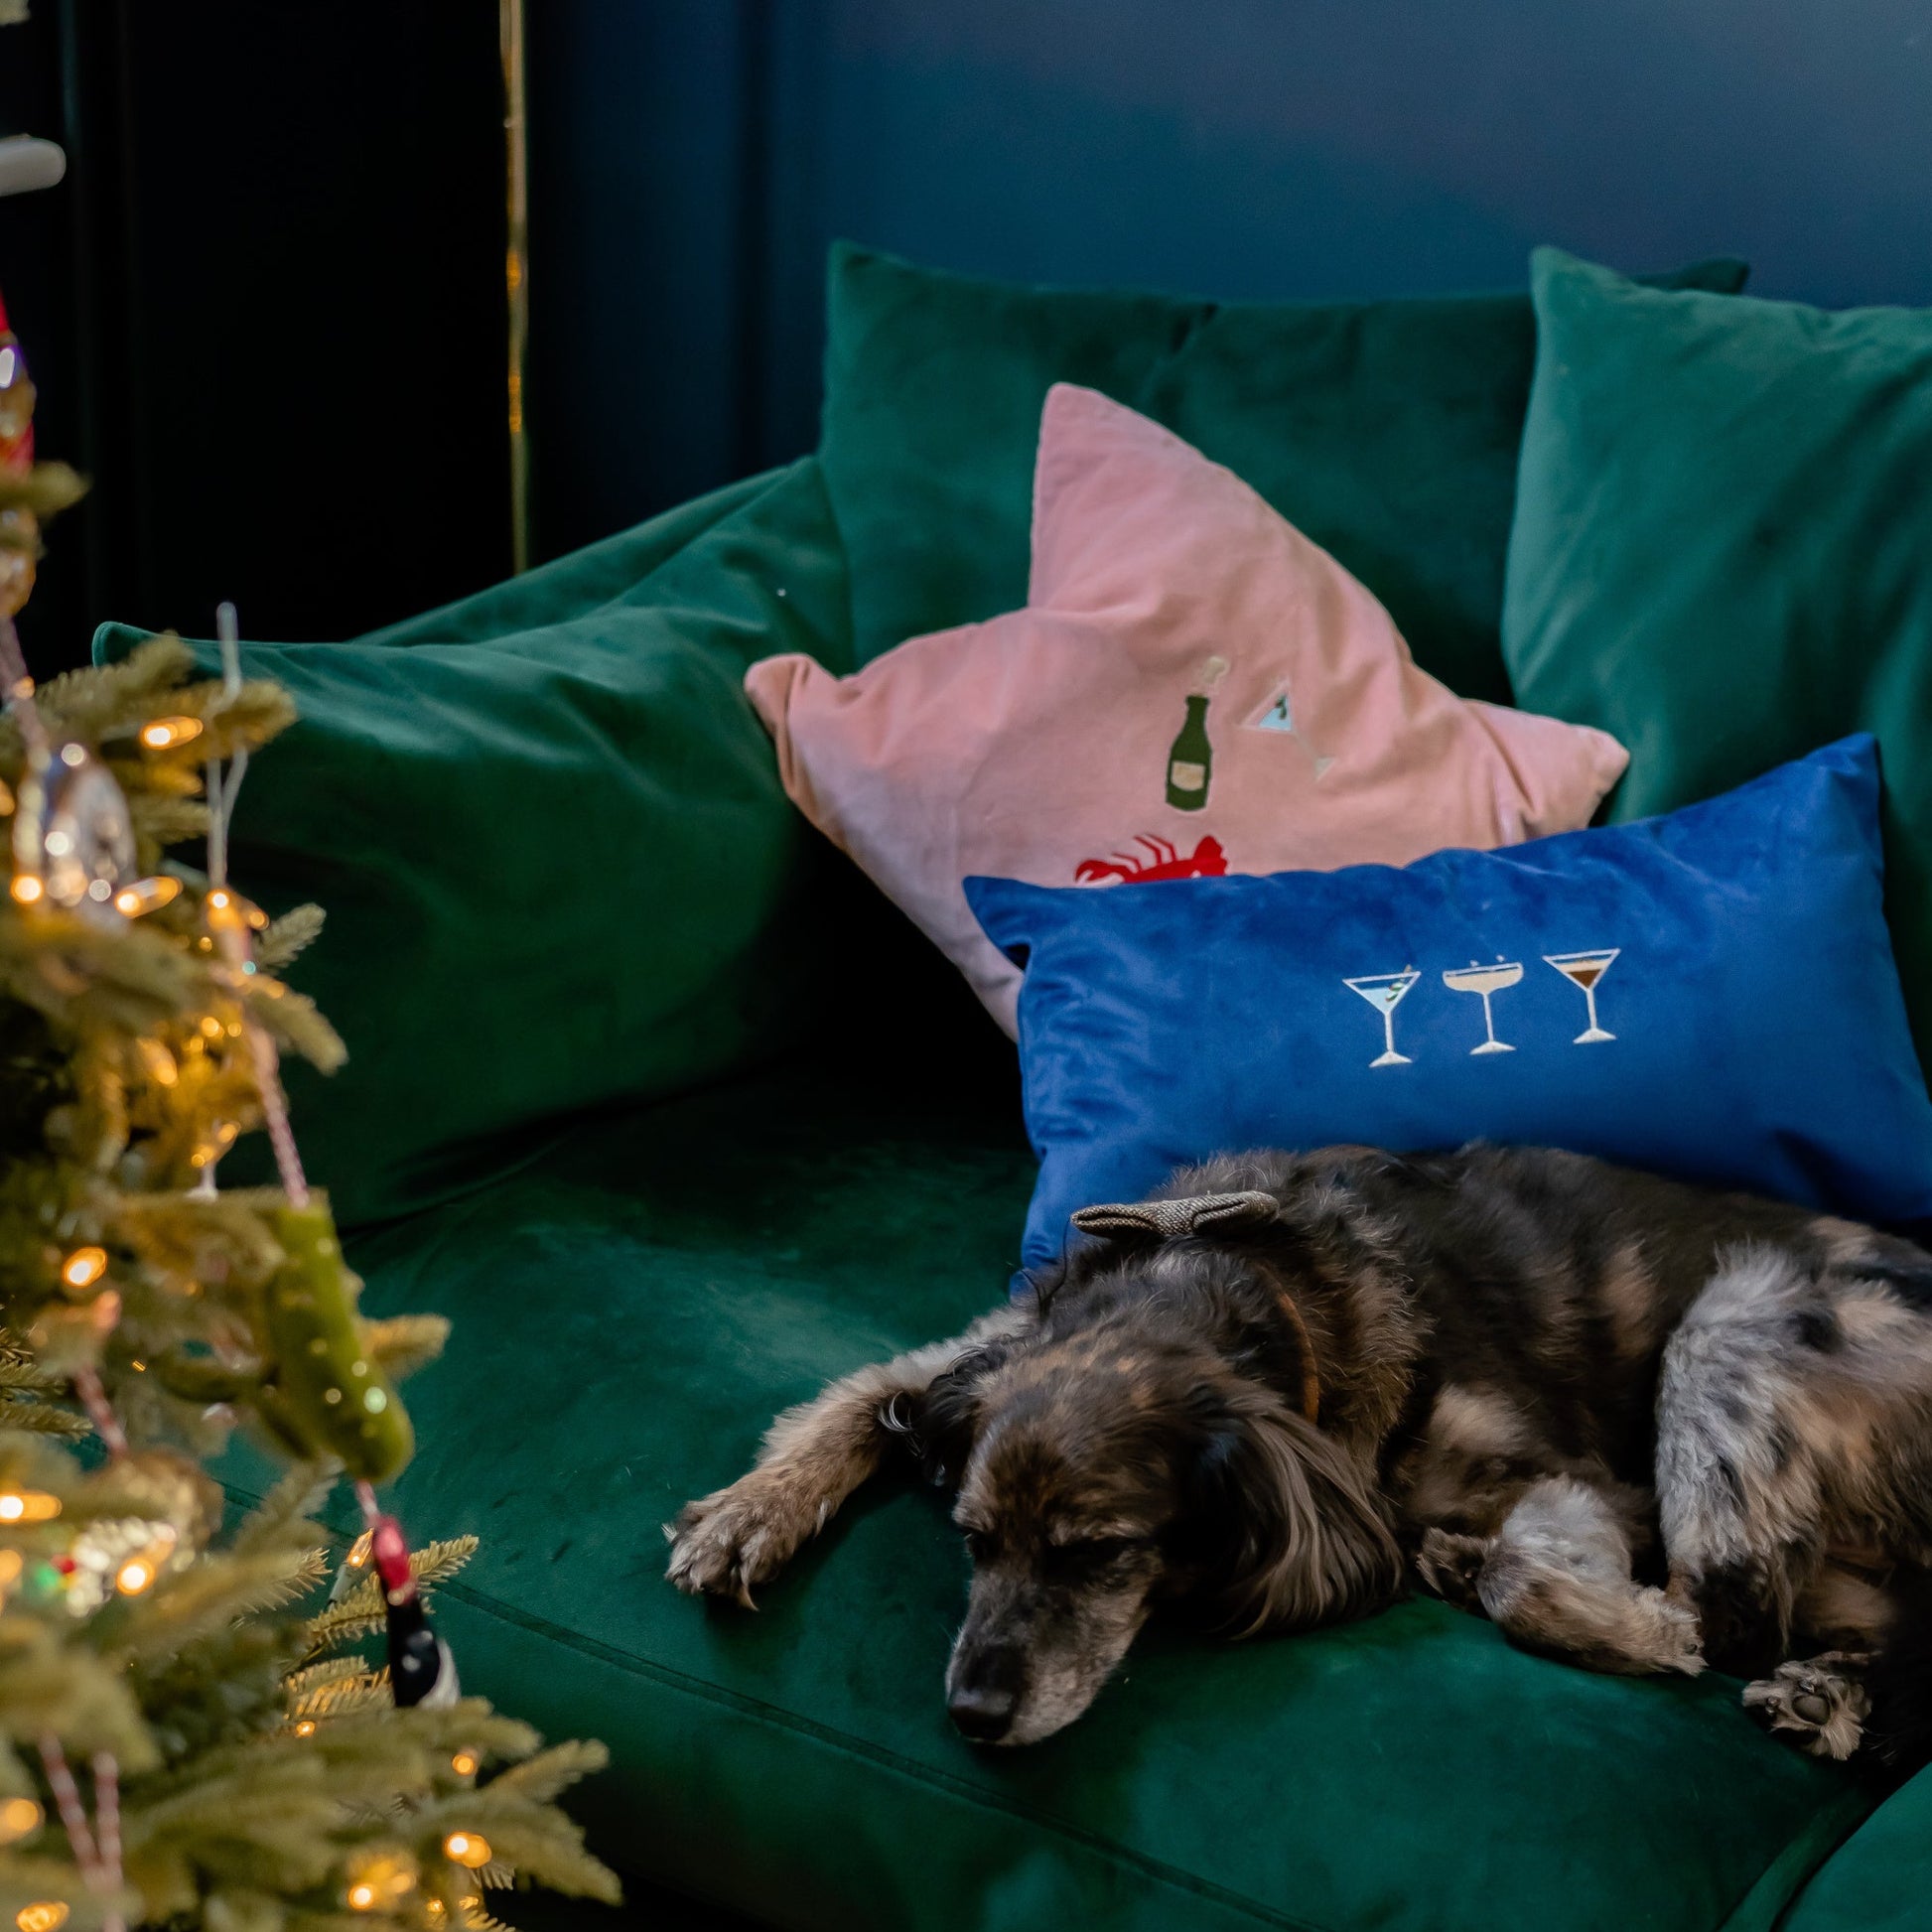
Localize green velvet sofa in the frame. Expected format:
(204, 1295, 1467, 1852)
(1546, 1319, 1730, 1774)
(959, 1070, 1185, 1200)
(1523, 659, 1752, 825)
(106, 458, 1932, 1932)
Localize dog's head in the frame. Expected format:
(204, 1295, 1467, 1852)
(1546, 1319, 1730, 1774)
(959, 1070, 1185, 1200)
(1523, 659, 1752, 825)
(903, 1209, 1401, 1745)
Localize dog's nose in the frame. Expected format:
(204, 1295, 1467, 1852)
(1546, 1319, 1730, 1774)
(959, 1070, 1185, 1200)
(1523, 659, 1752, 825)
(948, 1679, 1019, 1741)
(948, 1643, 1026, 1742)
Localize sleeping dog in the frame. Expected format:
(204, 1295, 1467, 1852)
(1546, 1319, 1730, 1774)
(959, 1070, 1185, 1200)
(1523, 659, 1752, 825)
(666, 1144, 1932, 1762)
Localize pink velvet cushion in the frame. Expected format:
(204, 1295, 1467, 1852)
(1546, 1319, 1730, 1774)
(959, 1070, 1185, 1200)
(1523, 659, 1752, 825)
(746, 385, 1628, 1034)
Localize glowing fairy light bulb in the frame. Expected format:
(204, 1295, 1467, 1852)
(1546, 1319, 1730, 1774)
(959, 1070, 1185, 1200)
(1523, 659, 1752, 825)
(0, 1491, 59, 1524)
(114, 1556, 154, 1594)
(16, 1904, 68, 1932)
(134, 1037, 178, 1086)
(10, 875, 42, 904)
(443, 1832, 491, 1869)
(60, 1246, 106, 1291)
(345, 1854, 417, 1911)
(138, 716, 204, 750)
(0, 1797, 43, 1844)
(114, 875, 183, 917)
(450, 1750, 480, 1777)
(293, 1720, 317, 1738)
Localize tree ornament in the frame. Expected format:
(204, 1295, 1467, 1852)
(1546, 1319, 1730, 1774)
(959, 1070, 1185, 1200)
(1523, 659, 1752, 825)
(59, 1515, 184, 1615)
(370, 1513, 460, 1710)
(253, 1202, 413, 1482)
(10, 738, 136, 921)
(0, 292, 37, 620)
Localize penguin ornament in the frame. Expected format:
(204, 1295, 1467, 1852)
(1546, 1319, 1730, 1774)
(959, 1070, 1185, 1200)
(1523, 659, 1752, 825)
(369, 1513, 461, 1709)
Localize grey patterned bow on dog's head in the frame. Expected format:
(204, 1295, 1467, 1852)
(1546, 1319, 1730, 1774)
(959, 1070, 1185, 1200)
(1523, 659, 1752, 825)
(1070, 1190, 1278, 1241)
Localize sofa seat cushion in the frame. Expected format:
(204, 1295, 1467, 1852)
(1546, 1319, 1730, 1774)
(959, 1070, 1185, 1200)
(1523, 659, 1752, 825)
(282, 1063, 1867, 1932)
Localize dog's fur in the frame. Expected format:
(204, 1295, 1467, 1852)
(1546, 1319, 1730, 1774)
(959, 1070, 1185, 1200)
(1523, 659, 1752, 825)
(667, 1144, 1932, 1758)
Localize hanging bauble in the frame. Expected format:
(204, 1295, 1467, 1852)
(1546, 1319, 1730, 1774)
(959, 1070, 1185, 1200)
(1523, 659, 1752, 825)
(12, 740, 136, 922)
(0, 294, 34, 468)
(252, 1200, 413, 1483)
(368, 1513, 460, 1710)
(0, 303, 36, 621)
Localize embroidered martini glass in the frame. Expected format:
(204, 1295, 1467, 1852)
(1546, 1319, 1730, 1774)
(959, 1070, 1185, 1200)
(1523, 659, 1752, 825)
(1443, 958, 1524, 1055)
(1543, 947, 1620, 1043)
(1344, 968, 1421, 1067)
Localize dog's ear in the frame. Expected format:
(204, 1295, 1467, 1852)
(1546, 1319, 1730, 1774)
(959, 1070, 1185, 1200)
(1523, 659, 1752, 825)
(1072, 1190, 1277, 1246)
(1177, 1384, 1402, 1637)
(880, 1345, 1008, 1489)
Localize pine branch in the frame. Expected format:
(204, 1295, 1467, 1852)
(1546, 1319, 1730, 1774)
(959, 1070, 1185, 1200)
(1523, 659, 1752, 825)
(255, 905, 325, 972)
(228, 1459, 340, 1559)
(0, 1850, 136, 1931)
(359, 1315, 449, 1386)
(102, 1549, 332, 1666)
(0, 1616, 157, 1766)
(240, 977, 345, 1076)
(302, 1541, 477, 1656)
(0, 1394, 87, 1435)
(476, 1740, 610, 1809)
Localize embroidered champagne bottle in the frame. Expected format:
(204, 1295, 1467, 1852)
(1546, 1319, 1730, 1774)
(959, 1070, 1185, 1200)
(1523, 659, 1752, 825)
(1166, 693, 1213, 810)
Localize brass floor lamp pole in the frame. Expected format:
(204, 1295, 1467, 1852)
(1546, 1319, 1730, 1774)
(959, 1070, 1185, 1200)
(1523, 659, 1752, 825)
(501, 0, 529, 574)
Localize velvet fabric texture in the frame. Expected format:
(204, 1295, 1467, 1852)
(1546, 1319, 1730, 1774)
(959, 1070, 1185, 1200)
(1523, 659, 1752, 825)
(213, 1059, 1868, 1932)
(817, 243, 1748, 695)
(1502, 248, 1932, 1073)
(751, 386, 1625, 1033)
(970, 739, 1932, 1271)
(93, 460, 855, 1227)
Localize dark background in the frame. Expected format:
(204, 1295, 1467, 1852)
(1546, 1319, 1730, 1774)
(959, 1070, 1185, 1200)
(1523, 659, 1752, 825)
(1, 0, 1927, 669)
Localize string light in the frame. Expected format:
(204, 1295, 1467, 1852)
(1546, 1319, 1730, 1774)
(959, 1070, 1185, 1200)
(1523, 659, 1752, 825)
(59, 1246, 106, 1292)
(10, 875, 41, 904)
(450, 1750, 480, 1777)
(138, 716, 204, 751)
(0, 1491, 60, 1523)
(15, 1905, 67, 1932)
(114, 875, 183, 917)
(114, 1556, 155, 1594)
(293, 1720, 316, 1737)
(0, 1796, 42, 1844)
(443, 1832, 491, 1868)
(345, 1854, 417, 1912)
(134, 1037, 178, 1086)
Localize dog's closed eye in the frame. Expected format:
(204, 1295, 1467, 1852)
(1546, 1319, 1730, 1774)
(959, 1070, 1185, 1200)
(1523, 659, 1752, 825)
(1041, 1536, 1146, 1577)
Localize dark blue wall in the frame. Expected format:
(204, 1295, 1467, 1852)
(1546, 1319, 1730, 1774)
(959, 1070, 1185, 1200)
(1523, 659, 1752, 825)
(526, 0, 1932, 563)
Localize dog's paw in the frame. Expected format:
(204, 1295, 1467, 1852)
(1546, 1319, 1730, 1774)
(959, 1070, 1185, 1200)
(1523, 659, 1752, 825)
(1742, 1656, 1870, 1759)
(1415, 1528, 1490, 1609)
(664, 1470, 825, 1607)
(1632, 1586, 1707, 1677)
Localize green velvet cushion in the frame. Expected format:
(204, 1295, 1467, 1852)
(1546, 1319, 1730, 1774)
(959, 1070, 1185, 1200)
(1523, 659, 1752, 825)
(1501, 249, 1932, 1070)
(256, 1061, 1867, 1932)
(818, 243, 1748, 700)
(1781, 1767, 1932, 1932)
(92, 460, 855, 1227)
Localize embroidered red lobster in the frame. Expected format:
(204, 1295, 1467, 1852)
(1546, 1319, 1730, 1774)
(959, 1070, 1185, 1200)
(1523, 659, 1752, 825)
(1074, 834, 1229, 885)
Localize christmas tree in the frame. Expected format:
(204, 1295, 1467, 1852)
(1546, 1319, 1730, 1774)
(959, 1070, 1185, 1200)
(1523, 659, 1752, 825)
(0, 304, 620, 1932)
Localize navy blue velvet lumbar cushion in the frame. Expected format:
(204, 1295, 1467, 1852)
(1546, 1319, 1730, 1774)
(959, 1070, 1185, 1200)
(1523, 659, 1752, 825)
(967, 736, 1932, 1274)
